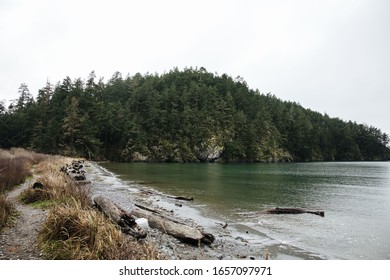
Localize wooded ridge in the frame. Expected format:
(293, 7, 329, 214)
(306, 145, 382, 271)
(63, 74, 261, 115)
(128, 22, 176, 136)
(1, 67, 389, 162)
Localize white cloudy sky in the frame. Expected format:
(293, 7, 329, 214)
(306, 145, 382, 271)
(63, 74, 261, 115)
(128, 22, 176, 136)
(1, 0, 389, 134)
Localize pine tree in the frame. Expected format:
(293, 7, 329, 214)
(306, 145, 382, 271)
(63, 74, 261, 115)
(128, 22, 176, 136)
(16, 83, 34, 110)
(62, 96, 81, 155)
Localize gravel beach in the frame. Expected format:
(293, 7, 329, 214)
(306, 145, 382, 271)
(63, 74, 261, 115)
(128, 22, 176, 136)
(86, 162, 324, 260)
(0, 160, 324, 260)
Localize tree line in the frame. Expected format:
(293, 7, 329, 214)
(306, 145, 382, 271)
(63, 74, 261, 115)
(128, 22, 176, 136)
(1, 67, 389, 162)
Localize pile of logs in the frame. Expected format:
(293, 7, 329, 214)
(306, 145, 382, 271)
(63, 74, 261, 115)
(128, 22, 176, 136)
(60, 160, 90, 183)
(93, 195, 215, 245)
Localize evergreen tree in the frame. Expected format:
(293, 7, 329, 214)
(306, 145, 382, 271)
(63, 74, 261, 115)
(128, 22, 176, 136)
(62, 96, 81, 155)
(16, 83, 34, 110)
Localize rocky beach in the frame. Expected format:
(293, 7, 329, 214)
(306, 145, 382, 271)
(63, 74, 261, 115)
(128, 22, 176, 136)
(1, 154, 323, 260)
(86, 161, 322, 260)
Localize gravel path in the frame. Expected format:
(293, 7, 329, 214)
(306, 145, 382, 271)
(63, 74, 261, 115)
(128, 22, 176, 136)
(0, 178, 46, 260)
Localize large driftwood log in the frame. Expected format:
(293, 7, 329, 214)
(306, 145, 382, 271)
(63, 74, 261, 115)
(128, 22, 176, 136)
(94, 196, 214, 245)
(93, 196, 147, 238)
(131, 207, 215, 245)
(266, 207, 325, 217)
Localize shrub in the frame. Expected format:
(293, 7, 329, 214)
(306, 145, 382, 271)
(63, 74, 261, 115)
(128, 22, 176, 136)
(0, 157, 31, 192)
(0, 148, 49, 192)
(0, 195, 14, 230)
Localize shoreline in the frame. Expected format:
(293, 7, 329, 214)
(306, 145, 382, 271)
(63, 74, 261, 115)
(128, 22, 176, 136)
(87, 161, 326, 260)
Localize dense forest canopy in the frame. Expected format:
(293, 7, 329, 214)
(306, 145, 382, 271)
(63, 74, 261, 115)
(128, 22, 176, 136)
(1, 67, 389, 162)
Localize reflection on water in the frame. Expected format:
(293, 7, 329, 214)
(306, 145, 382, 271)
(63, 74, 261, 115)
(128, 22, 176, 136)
(100, 161, 390, 259)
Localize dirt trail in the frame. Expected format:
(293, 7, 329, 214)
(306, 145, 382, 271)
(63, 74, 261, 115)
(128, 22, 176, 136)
(0, 178, 47, 260)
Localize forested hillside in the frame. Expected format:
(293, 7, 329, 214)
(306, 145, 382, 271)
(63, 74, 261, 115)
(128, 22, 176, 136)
(1, 67, 389, 162)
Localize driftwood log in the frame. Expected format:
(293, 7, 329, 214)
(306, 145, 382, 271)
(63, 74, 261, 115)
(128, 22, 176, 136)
(167, 195, 194, 201)
(133, 204, 214, 244)
(140, 189, 194, 201)
(94, 196, 215, 245)
(134, 203, 185, 224)
(265, 207, 325, 217)
(131, 207, 215, 245)
(93, 195, 147, 238)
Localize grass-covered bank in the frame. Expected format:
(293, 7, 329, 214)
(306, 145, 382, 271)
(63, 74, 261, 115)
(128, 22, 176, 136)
(0, 148, 159, 260)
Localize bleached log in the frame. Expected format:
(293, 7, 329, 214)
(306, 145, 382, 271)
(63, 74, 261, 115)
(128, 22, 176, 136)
(93, 195, 147, 238)
(94, 196, 215, 244)
(131, 207, 215, 245)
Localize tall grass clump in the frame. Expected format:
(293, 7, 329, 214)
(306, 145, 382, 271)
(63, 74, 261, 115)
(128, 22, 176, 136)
(0, 148, 49, 192)
(35, 181, 160, 259)
(21, 171, 91, 207)
(39, 200, 159, 260)
(0, 194, 14, 230)
(21, 155, 91, 208)
(0, 155, 30, 192)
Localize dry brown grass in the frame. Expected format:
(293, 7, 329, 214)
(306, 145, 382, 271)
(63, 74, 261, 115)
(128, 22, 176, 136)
(21, 171, 91, 208)
(0, 148, 50, 192)
(34, 155, 72, 175)
(21, 155, 91, 207)
(1, 148, 160, 260)
(39, 200, 159, 260)
(0, 194, 14, 230)
(0, 157, 31, 192)
(0, 148, 46, 230)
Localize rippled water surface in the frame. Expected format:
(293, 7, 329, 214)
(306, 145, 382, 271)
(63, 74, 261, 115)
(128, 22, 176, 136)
(100, 162, 390, 259)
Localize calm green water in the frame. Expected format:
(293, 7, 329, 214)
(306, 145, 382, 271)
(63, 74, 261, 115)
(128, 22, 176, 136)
(100, 162, 390, 259)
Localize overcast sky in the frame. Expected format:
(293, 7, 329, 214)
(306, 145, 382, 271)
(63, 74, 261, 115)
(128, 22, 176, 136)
(1, 0, 389, 135)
